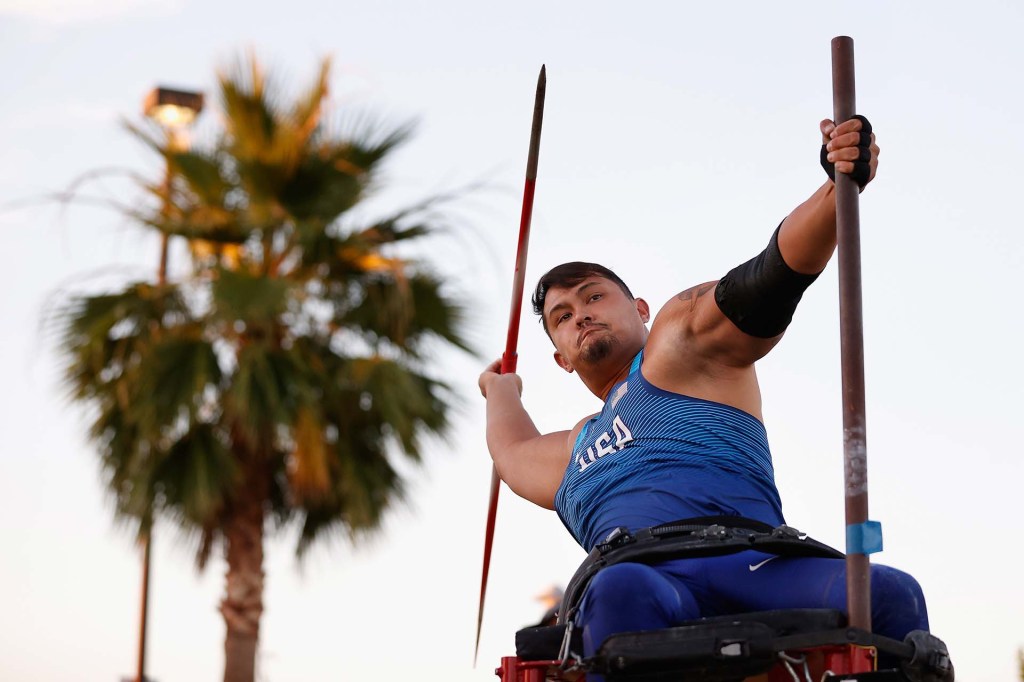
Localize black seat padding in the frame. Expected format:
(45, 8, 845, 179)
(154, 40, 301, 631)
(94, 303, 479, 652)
(515, 609, 845, 674)
(516, 623, 580, 660)
(594, 609, 846, 681)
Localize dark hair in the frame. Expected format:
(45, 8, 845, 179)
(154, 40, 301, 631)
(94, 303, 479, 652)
(531, 262, 635, 334)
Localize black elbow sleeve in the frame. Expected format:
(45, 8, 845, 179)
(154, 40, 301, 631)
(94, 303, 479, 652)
(714, 224, 820, 338)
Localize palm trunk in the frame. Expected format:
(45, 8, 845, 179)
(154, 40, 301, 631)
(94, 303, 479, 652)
(220, 466, 267, 682)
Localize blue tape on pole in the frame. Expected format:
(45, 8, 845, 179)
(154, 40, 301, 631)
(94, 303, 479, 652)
(846, 520, 883, 555)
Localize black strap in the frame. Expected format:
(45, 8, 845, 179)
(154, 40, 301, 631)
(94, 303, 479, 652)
(557, 517, 843, 625)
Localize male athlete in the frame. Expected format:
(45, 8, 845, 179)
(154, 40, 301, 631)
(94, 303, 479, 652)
(479, 116, 952, 680)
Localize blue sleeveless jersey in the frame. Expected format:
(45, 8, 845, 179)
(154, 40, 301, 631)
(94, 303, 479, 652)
(554, 353, 785, 550)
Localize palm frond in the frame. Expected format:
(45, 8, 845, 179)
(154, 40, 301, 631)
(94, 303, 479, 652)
(218, 55, 276, 163)
(128, 332, 222, 436)
(152, 423, 239, 525)
(60, 283, 189, 400)
(223, 341, 303, 452)
(211, 267, 291, 328)
(343, 121, 413, 175)
(287, 406, 331, 502)
(289, 57, 330, 149)
(345, 356, 450, 456)
(294, 438, 403, 556)
(170, 147, 232, 208)
(278, 150, 365, 223)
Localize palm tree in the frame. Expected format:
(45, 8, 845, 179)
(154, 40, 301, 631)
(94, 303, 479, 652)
(57, 55, 471, 682)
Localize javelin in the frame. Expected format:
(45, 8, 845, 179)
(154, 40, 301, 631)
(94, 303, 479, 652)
(475, 64, 546, 664)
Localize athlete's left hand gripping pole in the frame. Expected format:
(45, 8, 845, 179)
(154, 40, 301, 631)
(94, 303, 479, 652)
(475, 65, 547, 665)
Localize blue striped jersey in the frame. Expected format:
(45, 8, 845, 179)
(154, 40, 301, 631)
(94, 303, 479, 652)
(554, 352, 785, 550)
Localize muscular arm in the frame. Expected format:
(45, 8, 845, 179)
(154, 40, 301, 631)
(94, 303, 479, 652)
(776, 181, 837, 273)
(651, 117, 877, 368)
(479, 362, 571, 510)
(655, 186, 832, 369)
(779, 116, 878, 273)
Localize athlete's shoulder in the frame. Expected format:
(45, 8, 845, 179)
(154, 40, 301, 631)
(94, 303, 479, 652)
(568, 413, 599, 449)
(651, 280, 721, 338)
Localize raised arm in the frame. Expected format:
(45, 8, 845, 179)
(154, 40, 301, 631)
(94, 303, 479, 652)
(650, 116, 878, 369)
(778, 116, 877, 273)
(478, 360, 573, 510)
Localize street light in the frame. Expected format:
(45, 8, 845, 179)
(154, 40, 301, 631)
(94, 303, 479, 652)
(132, 85, 203, 682)
(142, 86, 203, 285)
(143, 87, 204, 128)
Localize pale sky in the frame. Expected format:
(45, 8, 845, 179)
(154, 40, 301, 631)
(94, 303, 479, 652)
(1, 2, 1022, 681)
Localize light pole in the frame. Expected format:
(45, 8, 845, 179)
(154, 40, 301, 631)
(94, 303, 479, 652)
(143, 87, 204, 285)
(130, 86, 203, 682)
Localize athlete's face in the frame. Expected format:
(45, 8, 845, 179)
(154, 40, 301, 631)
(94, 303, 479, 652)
(543, 276, 650, 374)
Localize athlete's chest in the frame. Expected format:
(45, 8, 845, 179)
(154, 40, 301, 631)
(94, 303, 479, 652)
(569, 379, 656, 476)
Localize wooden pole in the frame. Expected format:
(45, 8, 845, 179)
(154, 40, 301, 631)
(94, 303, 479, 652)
(135, 532, 152, 682)
(135, 124, 183, 682)
(475, 65, 547, 664)
(831, 35, 872, 632)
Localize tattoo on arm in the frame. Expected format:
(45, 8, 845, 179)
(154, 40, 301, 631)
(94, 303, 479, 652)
(676, 282, 716, 311)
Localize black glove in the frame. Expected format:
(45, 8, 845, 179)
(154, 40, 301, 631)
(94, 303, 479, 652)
(820, 114, 873, 188)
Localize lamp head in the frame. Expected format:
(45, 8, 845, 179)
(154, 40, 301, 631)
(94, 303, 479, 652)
(143, 87, 204, 128)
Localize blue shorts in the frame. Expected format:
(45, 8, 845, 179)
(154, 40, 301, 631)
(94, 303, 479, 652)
(577, 550, 928, 658)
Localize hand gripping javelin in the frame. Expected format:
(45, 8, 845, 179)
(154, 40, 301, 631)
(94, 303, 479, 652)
(475, 65, 546, 665)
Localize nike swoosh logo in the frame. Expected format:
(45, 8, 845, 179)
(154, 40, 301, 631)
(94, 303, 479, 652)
(748, 556, 779, 572)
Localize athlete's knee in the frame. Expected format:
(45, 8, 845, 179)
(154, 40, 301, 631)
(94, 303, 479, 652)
(579, 562, 700, 629)
(870, 564, 930, 637)
(871, 565, 927, 612)
(582, 563, 679, 616)
(578, 563, 697, 660)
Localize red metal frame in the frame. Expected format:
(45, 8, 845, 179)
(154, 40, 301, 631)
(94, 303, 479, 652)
(496, 644, 875, 681)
